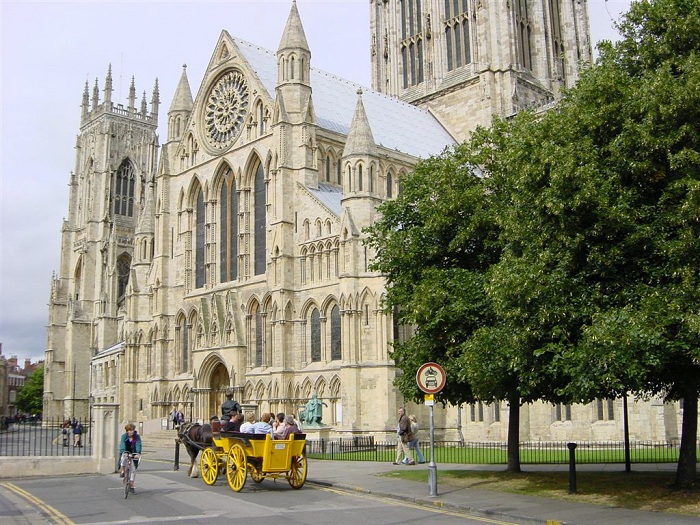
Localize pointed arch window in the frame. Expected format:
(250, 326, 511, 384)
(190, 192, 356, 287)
(330, 305, 341, 360)
(310, 308, 321, 362)
(255, 306, 263, 367)
(516, 0, 533, 70)
(180, 318, 189, 373)
(117, 253, 132, 301)
(400, 0, 426, 87)
(114, 160, 135, 217)
(254, 163, 266, 275)
(386, 172, 393, 199)
(195, 188, 205, 288)
(220, 170, 238, 282)
(444, 0, 471, 72)
(548, 0, 565, 79)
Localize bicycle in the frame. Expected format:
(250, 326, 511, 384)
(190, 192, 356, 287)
(121, 452, 140, 498)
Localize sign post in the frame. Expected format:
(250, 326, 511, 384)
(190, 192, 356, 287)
(416, 362, 446, 497)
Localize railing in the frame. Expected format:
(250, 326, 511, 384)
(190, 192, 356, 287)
(0, 417, 91, 457)
(305, 438, 696, 464)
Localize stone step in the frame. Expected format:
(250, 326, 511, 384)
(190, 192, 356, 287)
(141, 430, 180, 450)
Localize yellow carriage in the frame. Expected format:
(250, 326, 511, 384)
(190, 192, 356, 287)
(199, 431, 307, 492)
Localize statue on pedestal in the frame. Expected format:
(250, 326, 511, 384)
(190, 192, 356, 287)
(299, 393, 328, 427)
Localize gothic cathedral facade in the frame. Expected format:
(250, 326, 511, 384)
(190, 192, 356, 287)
(49, 1, 681, 444)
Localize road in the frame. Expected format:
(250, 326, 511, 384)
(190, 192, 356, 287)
(0, 455, 520, 525)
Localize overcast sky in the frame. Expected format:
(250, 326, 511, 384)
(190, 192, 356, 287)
(1, 0, 632, 363)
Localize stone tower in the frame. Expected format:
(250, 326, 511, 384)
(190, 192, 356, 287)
(370, 0, 592, 141)
(44, 67, 159, 420)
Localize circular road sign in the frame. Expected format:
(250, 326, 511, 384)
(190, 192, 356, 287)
(416, 362, 446, 394)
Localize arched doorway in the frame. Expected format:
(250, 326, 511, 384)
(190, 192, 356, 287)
(209, 363, 229, 419)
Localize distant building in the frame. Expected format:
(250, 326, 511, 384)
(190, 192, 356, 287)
(1, 344, 43, 420)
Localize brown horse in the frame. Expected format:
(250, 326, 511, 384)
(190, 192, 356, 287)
(177, 422, 213, 476)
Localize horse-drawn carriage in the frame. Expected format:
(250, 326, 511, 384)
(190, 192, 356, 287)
(179, 423, 308, 492)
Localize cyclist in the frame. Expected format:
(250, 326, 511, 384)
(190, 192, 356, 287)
(118, 423, 142, 493)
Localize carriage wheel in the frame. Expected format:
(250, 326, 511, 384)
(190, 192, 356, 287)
(200, 447, 219, 485)
(248, 461, 264, 483)
(287, 454, 308, 489)
(226, 442, 247, 492)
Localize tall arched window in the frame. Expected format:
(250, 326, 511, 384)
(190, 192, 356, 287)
(220, 170, 238, 282)
(181, 319, 189, 373)
(386, 172, 393, 199)
(254, 163, 266, 275)
(114, 160, 135, 217)
(117, 253, 132, 301)
(444, 0, 471, 72)
(195, 187, 205, 288)
(516, 0, 533, 70)
(255, 305, 263, 367)
(330, 305, 341, 360)
(311, 308, 321, 362)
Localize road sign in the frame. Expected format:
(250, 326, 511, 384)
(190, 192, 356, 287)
(416, 362, 446, 394)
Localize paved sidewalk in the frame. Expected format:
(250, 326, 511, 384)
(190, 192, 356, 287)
(144, 442, 699, 525)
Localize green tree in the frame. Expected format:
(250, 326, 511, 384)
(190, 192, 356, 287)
(367, 0, 700, 486)
(366, 116, 574, 472)
(15, 365, 44, 415)
(494, 0, 700, 488)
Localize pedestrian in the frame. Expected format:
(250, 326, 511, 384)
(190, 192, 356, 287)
(170, 409, 178, 430)
(61, 420, 71, 446)
(392, 407, 414, 465)
(176, 410, 185, 428)
(73, 421, 83, 447)
(405, 415, 426, 464)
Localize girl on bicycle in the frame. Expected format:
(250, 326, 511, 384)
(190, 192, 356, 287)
(118, 423, 142, 493)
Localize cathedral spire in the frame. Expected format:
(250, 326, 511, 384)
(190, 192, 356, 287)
(168, 65, 193, 142)
(275, 1, 312, 121)
(277, 0, 310, 56)
(169, 65, 193, 114)
(343, 89, 377, 158)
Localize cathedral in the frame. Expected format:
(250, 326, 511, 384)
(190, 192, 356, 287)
(47, 1, 681, 443)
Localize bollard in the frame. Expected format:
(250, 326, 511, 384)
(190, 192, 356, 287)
(174, 439, 180, 471)
(567, 442, 577, 494)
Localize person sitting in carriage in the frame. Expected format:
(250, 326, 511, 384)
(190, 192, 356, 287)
(223, 412, 243, 432)
(278, 415, 302, 439)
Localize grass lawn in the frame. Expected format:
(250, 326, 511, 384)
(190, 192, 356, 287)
(382, 469, 700, 517)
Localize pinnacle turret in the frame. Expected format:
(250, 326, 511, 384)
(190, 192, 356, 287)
(168, 65, 193, 114)
(104, 64, 113, 104)
(343, 89, 377, 158)
(128, 76, 136, 114)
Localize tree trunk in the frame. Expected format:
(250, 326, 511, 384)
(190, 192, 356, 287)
(506, 395, 521, 472)
(675, 393, 698, 489)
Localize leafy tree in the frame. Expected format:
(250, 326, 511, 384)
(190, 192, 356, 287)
(366, 116, 575, 472)
(493, 0, 700, 488)
(15, 365, 44, 415)
(367, 0, 700, 486)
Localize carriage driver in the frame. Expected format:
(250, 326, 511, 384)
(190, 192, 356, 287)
(221, 388, 242, 423)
